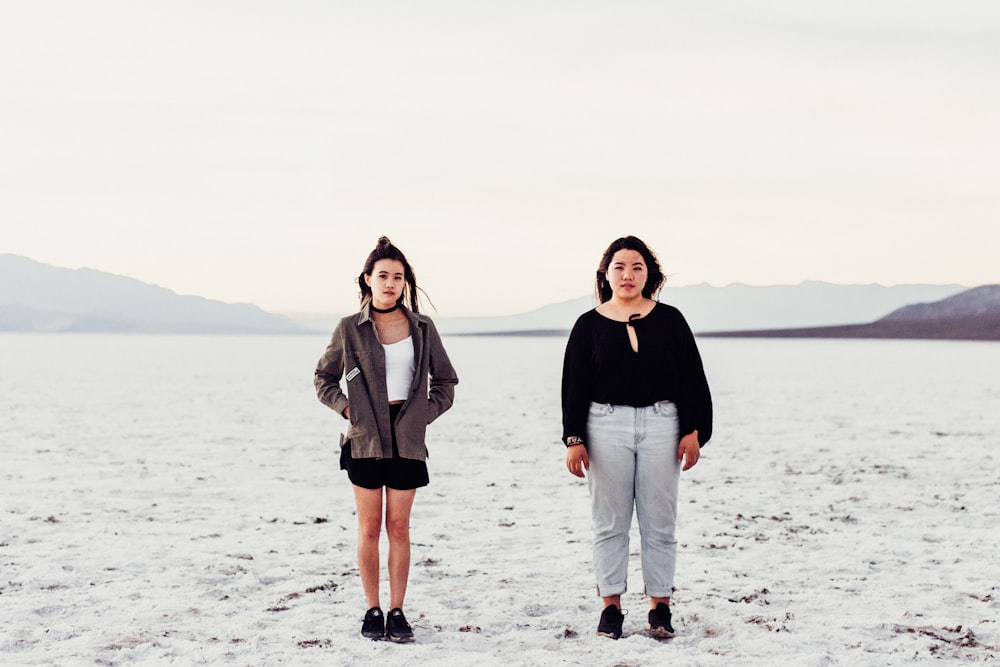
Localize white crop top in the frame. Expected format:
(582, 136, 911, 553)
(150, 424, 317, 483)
(383, 336, 415, 402)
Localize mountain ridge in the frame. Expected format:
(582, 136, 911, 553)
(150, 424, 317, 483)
(699, 285, 1000, 341)
(432, 281, 969, 336)
(3, 253, 988, 338)
(0, 254, 309, 334)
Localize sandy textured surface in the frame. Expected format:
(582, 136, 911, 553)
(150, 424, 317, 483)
(2, 334, 998, 665)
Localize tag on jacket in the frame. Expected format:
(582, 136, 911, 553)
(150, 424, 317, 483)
(346, 366, 361, 381)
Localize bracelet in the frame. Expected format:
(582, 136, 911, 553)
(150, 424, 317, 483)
(566, 436, 584, 447)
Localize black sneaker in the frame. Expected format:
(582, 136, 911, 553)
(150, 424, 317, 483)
(647, 602, 674, 638)
(596, 604, 625, 639)
(386, 607, 414, 643)
(361, 607, 385, 640)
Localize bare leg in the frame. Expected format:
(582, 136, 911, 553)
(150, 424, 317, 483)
(385, 487, 417, 610)
(353, 486, 384, 610)
(650, 595, 670, 608)
(602, 594, 622, 610)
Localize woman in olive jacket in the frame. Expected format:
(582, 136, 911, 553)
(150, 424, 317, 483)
(315, 237, 458, 642)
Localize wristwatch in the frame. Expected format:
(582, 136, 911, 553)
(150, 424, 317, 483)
(566, 436, 584, 447)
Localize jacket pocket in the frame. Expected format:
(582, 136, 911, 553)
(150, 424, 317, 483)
(341, 422, 369, 450)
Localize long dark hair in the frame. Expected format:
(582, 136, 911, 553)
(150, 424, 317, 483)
(357, 236, 424, 313)
(595, 235, 665, 304)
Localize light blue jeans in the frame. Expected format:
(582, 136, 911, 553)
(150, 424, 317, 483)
(587, 400, 681, 598)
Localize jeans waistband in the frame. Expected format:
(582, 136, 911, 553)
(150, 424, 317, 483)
(590, 400, 676, 415)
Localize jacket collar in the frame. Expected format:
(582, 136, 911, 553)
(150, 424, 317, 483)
(358, 302, 420, 327)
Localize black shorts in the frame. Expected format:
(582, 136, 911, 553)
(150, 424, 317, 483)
(340, 403, 429, 490)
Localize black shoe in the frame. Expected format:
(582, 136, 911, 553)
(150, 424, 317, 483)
(361, 607, 385, 640)
(596, 604, 625, 639)
(647, 602, 674, 638)
(386, 607, 414, 643)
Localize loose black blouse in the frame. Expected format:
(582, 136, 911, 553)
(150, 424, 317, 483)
(561, 302, 713, 446)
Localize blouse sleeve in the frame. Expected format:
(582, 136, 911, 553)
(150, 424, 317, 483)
(672, 310, 713, 446)
(561, 314, 595, 444)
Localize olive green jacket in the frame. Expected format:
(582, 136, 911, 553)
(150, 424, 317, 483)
(314, 305, 458, 461)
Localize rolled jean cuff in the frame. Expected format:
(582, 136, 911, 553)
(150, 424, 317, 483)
(645, 587, 674, 598)
(596, 583, 627, 598)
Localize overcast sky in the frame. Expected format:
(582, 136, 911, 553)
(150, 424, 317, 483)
(2, 0, 998, 317)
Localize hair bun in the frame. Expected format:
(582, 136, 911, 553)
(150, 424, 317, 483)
(377, 236, 392, 247)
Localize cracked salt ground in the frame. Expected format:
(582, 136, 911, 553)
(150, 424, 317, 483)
(1, 334, 999, 665)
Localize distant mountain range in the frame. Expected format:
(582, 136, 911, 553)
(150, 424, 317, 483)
(4, 254, 995, 339)
(432, 281, 969, 336)
(699, 284, 1000, 341)
(0, 254, 308, 334)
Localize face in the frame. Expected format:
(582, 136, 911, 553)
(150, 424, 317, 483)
(606, 249, 647, 301)
(365, 259, 406, 309)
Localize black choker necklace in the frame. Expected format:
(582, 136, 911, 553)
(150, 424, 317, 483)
(370, 303, 399, 314)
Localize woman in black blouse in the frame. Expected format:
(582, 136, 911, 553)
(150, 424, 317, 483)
(561, 235, 712, 640)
